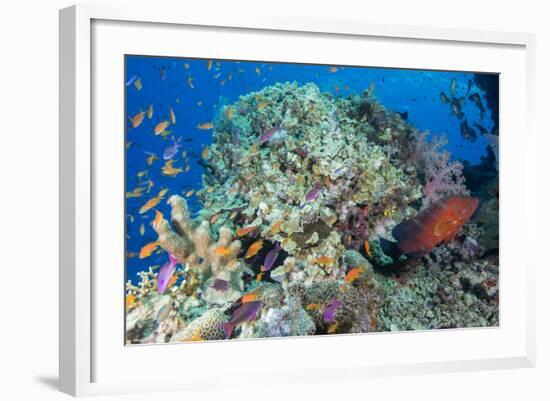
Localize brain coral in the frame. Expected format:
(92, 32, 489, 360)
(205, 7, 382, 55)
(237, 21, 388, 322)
(171, 308, 228, 342)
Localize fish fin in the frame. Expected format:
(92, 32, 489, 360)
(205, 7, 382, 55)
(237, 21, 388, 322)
(379, 238, 401, 259)
(221, 323, 233, 338)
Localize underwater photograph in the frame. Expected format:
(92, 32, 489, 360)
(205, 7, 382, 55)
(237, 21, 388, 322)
(124, 56, 499, 344)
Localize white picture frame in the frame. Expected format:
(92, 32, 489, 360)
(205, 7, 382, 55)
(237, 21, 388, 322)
(59, 4, 536, 397)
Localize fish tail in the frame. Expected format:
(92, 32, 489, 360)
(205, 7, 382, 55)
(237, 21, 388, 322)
(379, 238, 401, 260)
(221, 323, 234, 338)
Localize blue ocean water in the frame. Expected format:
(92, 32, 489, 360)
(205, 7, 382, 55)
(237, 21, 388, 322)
(125, 55, 497, 284)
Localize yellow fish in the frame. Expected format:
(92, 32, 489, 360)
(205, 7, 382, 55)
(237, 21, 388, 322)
(126, 294, 137, 309)
(146, 104, 153, 119)
(162, 159, 183, 177)
(257, 101, 268, 110)
(225, 106, 233, 121)
(197, 122, 213, 130)
(126, 186, 145, 198)
(146, 152, 158, 166)
(134, 78, 142, 91)
(245, 240, 263, 259)
(154, 120, 170, 136)
(201, 146, 209, 159)
(369, 80, 375, 96)
(185, 190, 195, 197)
(139, 241, 159, 259)
(139, 188, 168, 214)
(129, 111, 145, 128)
(169, 107, 176, 124)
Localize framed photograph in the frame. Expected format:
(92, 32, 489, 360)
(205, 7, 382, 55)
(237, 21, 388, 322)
(59, 4, 536, 396)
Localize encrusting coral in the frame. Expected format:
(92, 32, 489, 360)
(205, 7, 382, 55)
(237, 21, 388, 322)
(126, 81, 499, 344)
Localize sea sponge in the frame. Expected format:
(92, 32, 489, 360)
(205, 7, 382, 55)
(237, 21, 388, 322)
(171, 308, 228, 342)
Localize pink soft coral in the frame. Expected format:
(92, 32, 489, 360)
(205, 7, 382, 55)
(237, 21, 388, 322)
(411, 132, 469, 209)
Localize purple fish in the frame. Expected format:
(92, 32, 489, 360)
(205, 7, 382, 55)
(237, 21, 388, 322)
(157, 254, 179, 294)
(261, 242, 282, 272)
(259, 127, 280, 144)
(323, 296, 342, 323)
(163, 137, 182, 160)
(232, 127, 239, 146)
(125, 75, 138, 86)
(211, 278, 229, 292)
(305, 182, 323, 202)
(221, 301, 262, 338)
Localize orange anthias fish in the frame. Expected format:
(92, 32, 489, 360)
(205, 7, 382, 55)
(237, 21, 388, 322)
(236, 225, 256, 237)
(197, 122, 213, 130)
(242, 292, 258, 303)
(245, 240, 264, 259)
(139, 188, 168, 214)
(129, 111, 145, 128)
(328, 66, 338, 73)
(139, 241, 159, 259)
(169, 107, 176, 124)
(225, 106, 233, 120)
(162, 160, 183, 177)
(146, 104, 153, 119)
(380, 195, 479, 258)
(153, 210, 163, 229)
(270, 220, 283, 235)
(207, 59, 213, 71)
(315, 256, 334, 266)
(126, 294, 137, 309)
(344, 267, 365, 283)
(214, 246, 232, 257)
(364, 240, 373, 257)
(154, 120, 170, 135)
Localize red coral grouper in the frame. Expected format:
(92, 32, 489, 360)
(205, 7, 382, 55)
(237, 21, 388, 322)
(380, 195, 479, 258)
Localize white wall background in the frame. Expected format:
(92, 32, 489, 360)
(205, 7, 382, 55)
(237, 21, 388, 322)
(0, 0, 547, 400)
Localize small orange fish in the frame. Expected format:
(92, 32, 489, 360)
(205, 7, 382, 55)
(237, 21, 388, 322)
(214, 246, 232, 257)
(139, 241, 159, 259)
(315, 256, 334, 266)
(129, 111, 145, 128)
(169, 107, 176, 124)
(344, 267, 365, 283)
(236, 225, 256, 237)
(328, 66, 338, 73)
(364, 240, 373, 257)
(201, 146, 209, 159)
(242, 292, 258, 303)
(146, 104, 153, 119)
(225, 106, 233, 120)
(270, 220, 283, 235)
(134, 78, 142, 91)
(162, 160, 183, 177)
(324, 176, 331, 188)
(126, 186, 145, 198)
(197, 122, 213, 130)
(185, 190, 195, 197)
(153, 210, 163, 229)
(126, 294, 137, 309)
(187, 75, 194, 89)
(146, 152, 158, 166)
(166, 272, 179, 290)
(126, 251, 137, 258)
(210, 214, 220, 224)
(245, 240, 263, 259)
(207, 59, 213, 71)
(256, 272, 264, 281)
(154, 120, 170, 135)
(139, 189, 168, 214)
(369, 81, 375, 96)
(139, 223, 145, 236)
(306, 303, 322, 311)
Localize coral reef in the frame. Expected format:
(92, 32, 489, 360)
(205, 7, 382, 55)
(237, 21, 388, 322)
(126, 81, 499, 343)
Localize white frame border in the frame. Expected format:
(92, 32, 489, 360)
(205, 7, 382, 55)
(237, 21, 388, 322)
(59, 4, 536, 397)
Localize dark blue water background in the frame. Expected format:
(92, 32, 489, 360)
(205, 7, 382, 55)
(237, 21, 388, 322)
(125, 55, 496, 284)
